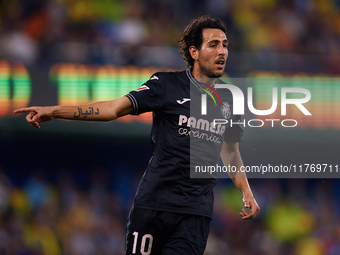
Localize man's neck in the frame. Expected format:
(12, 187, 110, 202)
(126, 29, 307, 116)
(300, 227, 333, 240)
(191, 68, 216, 86)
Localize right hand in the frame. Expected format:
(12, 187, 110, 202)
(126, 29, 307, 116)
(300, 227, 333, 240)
(13, 106, 56, 129)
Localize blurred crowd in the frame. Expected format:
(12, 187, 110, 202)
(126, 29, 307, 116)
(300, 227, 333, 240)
(0, 0, 340, 73)
(0, 165, 339, 255)
(0, 167, 129, 255)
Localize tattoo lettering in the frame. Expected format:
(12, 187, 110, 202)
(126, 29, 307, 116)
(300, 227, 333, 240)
(74, 107, 100, 118)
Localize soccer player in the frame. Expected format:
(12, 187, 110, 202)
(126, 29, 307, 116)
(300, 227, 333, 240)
(14, 16, 260, 255)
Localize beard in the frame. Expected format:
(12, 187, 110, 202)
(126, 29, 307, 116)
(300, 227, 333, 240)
(198, 58, 224, 78)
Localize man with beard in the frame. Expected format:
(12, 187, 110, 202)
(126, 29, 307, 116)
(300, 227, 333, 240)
(14, 16, 260, 255)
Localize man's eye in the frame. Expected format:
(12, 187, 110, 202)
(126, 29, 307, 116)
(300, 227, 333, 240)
(210, 44, 216, 47)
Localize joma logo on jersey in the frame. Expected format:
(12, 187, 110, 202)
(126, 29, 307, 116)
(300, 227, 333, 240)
(201, 85, 312, 116)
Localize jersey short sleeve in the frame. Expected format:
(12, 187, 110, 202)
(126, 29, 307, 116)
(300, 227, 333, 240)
(224, 115, 243, 143)
(125, 72, 167, 115)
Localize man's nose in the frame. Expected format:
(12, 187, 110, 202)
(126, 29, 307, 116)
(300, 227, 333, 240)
(217, 44, 227, 56)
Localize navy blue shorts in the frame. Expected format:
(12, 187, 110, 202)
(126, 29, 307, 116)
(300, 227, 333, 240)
(125, 206, 211, 255)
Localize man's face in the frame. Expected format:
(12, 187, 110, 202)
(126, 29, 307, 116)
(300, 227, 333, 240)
(196, 28, 228, 78)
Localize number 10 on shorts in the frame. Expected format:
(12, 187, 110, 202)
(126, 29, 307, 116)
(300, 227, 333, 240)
(132, 232, 153, 255)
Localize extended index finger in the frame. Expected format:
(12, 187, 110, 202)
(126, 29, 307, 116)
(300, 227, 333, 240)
(13, 107, 36, 115)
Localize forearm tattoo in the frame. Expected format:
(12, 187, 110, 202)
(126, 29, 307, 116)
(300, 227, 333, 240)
(74, 107, 100, 118)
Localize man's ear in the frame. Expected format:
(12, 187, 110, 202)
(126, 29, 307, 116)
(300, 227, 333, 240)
(189, 46, 198, 61)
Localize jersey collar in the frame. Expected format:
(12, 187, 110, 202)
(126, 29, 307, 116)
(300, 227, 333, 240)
(186, 69, 217, 94)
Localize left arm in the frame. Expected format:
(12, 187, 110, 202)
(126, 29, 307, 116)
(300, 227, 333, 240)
(220, 141, 260, 220)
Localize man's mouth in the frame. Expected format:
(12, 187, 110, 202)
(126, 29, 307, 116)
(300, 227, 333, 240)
(215, 59, 225, 68)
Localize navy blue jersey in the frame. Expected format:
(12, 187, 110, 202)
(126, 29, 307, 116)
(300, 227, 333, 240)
(125, 70, 243, 218)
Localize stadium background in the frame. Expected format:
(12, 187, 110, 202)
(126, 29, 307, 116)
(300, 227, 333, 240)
(0, 0, 340, 254)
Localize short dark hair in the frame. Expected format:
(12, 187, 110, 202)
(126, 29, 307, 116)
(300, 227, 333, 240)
(178, 15, 227, 68)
